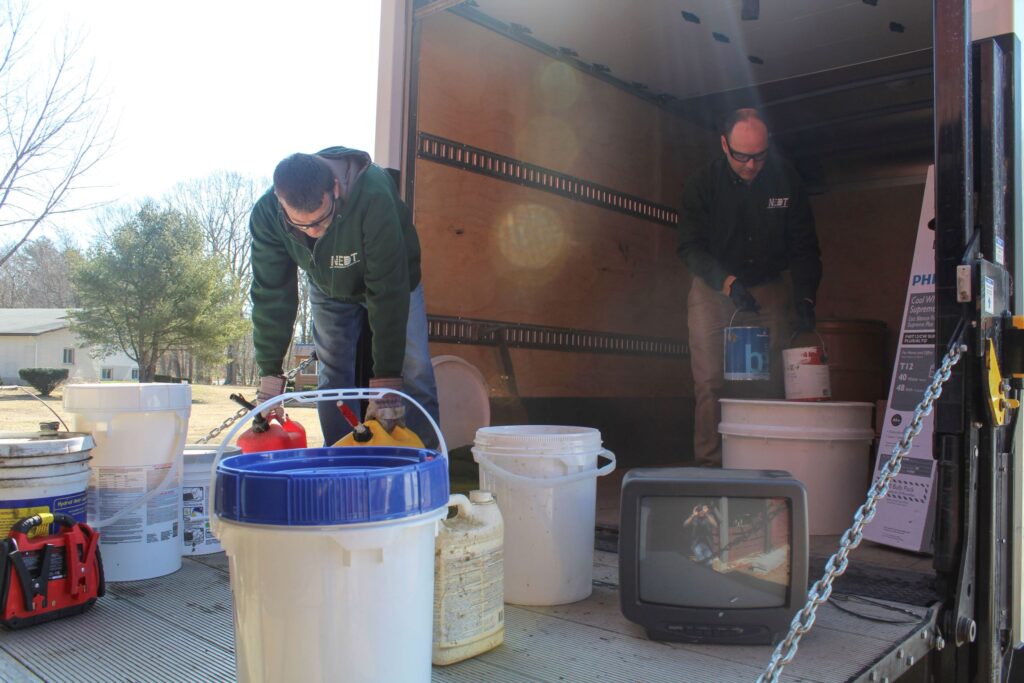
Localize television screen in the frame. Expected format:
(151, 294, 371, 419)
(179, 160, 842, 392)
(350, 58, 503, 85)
(638, 495, 791, 609)
(619, 468, 807, 645)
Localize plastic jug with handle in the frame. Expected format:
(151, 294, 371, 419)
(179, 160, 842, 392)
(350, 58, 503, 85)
(433, 490, 504, 665)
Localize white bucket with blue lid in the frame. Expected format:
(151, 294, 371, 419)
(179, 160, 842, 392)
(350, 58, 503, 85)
(210, 388, 449, 683)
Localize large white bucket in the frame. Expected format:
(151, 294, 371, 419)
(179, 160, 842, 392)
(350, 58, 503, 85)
(210, 388, 450, 683)
(719, 399, 874, 535)
(63, 383, 191, 581)
(0, 431, 94, 537)
(182, 445, 240, 556)
(215, 447, 449, 683)
(472, 425, 616, 606)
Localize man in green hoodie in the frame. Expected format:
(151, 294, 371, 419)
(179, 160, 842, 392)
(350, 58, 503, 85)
(249, 147, 439, 448)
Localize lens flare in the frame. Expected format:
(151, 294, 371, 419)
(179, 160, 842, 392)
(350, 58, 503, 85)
(496, 203, 566, 272)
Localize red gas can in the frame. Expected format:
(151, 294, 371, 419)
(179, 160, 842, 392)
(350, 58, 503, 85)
(237, 414, 307, 453)
(230, 393, 308, 453)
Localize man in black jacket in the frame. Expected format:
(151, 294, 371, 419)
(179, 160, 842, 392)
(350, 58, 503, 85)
(677, 109, 822, 467)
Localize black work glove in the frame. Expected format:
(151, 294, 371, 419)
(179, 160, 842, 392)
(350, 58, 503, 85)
(729, 280, 760, 313)
(794, 298, 816, 332)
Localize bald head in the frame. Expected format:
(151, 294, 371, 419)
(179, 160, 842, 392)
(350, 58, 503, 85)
(721, 108, 770, 182)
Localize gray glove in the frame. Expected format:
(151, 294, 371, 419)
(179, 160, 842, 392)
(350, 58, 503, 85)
(365, 377, 405, 433)
(256, 374, 287, 419)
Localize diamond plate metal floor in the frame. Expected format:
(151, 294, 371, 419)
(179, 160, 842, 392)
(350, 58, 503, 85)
(0, 549, 932, 682)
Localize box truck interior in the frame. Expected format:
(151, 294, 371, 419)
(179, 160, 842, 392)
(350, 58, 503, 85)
(373, 1, 1024, 678)
(394, 0, 938, 465)
(1, 2, 1022, 681)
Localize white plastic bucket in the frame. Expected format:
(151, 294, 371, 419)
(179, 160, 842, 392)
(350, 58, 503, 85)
(719, 399, 874, 534)
(63, 383, 191, 581)
(472, 425, 616, 606)
(210, 388, 450, 683)
(215, 447, 448, 683)
(182, 445, 239, 556)
(0, 431, 95, 537)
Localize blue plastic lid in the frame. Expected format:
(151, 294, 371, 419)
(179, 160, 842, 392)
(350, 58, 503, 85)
(214, 447, 449, 526)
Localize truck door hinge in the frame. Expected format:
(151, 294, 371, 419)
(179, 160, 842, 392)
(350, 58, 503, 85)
(957, 264, 973, 302)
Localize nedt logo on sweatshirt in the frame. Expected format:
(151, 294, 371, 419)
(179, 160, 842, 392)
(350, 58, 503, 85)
(330, 252, 360, 269)
(767, 197, 790, 209)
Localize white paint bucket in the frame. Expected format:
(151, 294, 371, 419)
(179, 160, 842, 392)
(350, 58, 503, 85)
(182, 445, 240, 556)
(215, 447, 449, 683)
(0, 431, 94, 537)
(783, 345, 831, 401)
(63, 383, 191, 581)
(472, 425, 616, 606)
(719, 399, 874, 534)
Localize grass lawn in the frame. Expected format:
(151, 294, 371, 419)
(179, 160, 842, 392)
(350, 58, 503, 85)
(0, 383, 326, 447)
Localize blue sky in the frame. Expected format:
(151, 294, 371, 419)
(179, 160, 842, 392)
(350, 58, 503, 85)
(30, 1, 382, 242)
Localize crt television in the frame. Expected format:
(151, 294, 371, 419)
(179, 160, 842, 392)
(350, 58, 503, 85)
(619, 467, 808, 645)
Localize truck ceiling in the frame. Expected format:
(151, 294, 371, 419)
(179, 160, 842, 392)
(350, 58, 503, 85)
(436, 0, 936, 177)
(465, 0, 933, 99)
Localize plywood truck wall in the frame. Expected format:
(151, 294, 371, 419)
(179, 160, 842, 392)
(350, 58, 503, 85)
(414, 11, 712, 410)
(406, 8, 933, 462)
(812, 180, 926, 368)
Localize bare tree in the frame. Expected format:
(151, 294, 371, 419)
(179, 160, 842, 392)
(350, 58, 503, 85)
(0, 1, 111, 268)
(0, 231, 80, 306)
(167, 171, 262, 291)
(167, 171, 265, 385)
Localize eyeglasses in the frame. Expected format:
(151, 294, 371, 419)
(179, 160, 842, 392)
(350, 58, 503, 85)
(726, 142, 769, 164)
(280, 195, 335, 232)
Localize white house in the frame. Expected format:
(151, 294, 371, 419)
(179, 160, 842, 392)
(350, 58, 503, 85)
(0, 309, 139, 384)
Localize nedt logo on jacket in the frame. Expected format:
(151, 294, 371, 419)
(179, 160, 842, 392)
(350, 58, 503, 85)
(330, 253, 360, 269)
(767, 197, 790, 209)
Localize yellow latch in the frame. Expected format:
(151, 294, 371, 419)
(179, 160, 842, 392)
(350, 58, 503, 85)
(988, 338, 1020, 425)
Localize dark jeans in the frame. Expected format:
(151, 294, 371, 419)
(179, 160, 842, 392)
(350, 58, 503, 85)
(308, 281, 440, 449)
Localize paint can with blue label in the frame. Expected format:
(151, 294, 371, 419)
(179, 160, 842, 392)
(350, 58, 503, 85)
(0, 427, 93, 538)
(724, 322, 771, 381)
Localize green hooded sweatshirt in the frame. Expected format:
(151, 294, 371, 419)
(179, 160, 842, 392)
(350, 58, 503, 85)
(249, 147, 422, 378)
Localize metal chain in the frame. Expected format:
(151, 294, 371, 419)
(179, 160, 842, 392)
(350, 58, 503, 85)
(284, 353, 318, 382)
(193, 406, 250, 445)
(193, 353, 319, 445)
(757, 338, 966, 683)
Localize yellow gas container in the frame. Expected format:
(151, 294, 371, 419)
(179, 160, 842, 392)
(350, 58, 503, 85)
(333, 419, 425, 448)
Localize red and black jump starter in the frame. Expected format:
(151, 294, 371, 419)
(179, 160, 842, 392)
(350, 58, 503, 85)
(0, 513, 105, 629)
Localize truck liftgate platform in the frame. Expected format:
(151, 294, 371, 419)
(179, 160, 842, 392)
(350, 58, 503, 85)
(0, 542, 937, 683)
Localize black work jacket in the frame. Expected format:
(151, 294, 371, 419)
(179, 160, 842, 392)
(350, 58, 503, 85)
(676, 154, 822, 303)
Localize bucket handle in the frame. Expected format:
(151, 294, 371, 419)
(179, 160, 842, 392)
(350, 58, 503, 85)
(787, 330, 829, 363)
(473, 448, 616, 488)
(90, 413, 187, 530)
(209, 388, 447, 534)
(727, 307, 760, 329)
